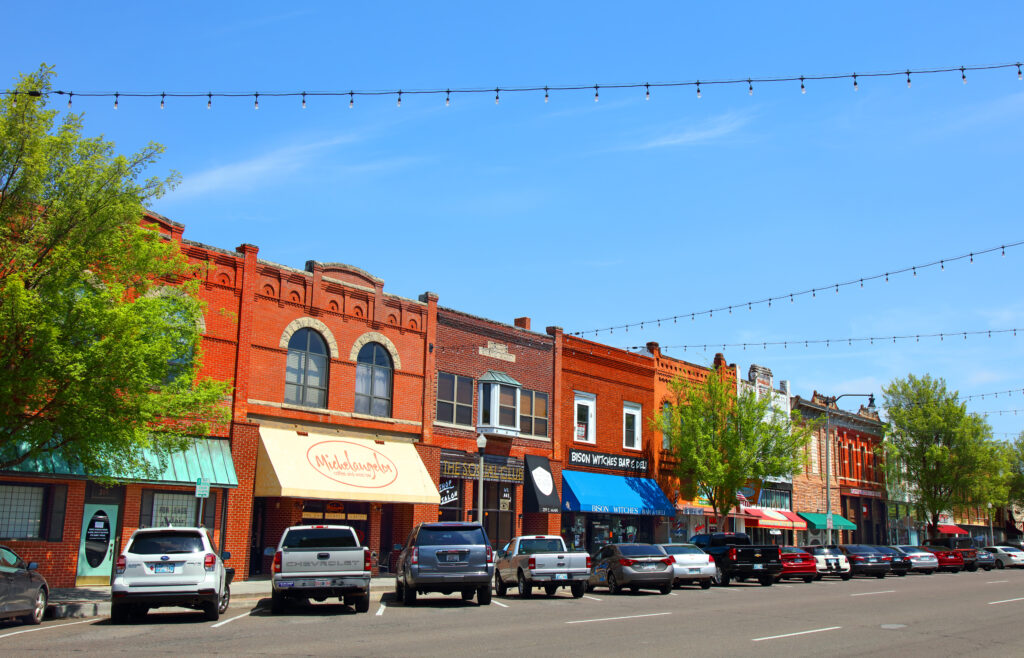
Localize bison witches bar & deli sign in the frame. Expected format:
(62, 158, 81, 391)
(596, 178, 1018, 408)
(569, 449, 648, 473)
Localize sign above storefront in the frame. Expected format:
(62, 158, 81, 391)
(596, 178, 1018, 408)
(568, 449, 648, 474)
(440, 451, 523, 483)
(843, 487, 884, 498)
(307, 440, 399, 489)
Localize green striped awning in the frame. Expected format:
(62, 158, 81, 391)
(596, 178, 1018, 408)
(2, 438, 238, 488)
(797, 512, 857, 531)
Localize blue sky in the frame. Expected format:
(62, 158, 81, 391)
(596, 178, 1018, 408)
(4, 2, 1022, 437)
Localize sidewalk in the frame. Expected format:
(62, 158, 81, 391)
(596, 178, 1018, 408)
(48, 576, 396, 620)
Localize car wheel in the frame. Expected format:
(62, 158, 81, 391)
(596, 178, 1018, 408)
(996, 559, 1005, 569)
(803, 576, 815, 583)
(203, 599, 220, 622)
(814, 574, 822, 581)
(571, 582, 585, 598)
(758, 576, 773, 587)
(518, 572, 532, 598)
(875, 573, 886, 579)
(461, 589, 475, 601)
(897, 571, 907, 577)
(218, 584, 231, 614)
(983, 566, 993, 571)
(713, 565, 730, 587)
(840, 573, 853, 581)
(495, 572, 508, 597)
(355, 593, 370, 613)
(402, 577, 417, 606)
(924, 570, 934, 575)
(128, 606, 148, 623)
(544, 584, 558, 597)
(951, 569, 960, 574)
(477, 584, 491, 605)
(660, 583, 672, 595)
(21, 587, 47, 625)
(700, 579, 712, 590)
(270, 590, 286, 614)
(607, 572, 620, 595)
(110, 603, 130, 625)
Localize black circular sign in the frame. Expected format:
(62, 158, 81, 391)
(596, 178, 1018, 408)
(84, 510, 111, 568)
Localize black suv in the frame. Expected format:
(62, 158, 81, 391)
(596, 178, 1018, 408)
(394, 522, 494, 605)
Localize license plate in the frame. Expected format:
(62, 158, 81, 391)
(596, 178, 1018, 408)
(688, 568, 700, 574)
(753, 564, 763, 570)
(639, 563, 656, 570)
(277, 581, 294, 588)
(315, 579, 331, 587)
(827, 560, 837, 567)
(446, 553, 459, 562)
(154, 564, 174, 574)
(555, 573, 568, 580)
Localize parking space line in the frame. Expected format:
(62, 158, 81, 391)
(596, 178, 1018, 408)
(566, 612, 671, 625)
(211, 611, 252, 628)
(0, 618, 94, 640)
(376, 602, 386, 616)
(850, 590, 894, 597)
(987, 580, 1010, 584)
(669, 592, 678, 596)
(492, 600, 509, 608)
(583, 595, 602, 601)
(988, 597, 1024, 605)
(752, 626, 841, 642)
(776, 584, 793, 588)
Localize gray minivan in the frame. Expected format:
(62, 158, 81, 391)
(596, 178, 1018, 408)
(394, 522, 494, 605)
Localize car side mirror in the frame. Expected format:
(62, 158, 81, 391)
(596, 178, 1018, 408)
(263, 547, 275, 557)
(393, 543, 403, 552)
(221, 551, 231, 561)
(27, 561, 38, 571)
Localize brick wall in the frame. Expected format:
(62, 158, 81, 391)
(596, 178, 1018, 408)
(0, 476, 86, 588)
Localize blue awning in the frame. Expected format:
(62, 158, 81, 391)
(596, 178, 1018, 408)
(561, 469, 674, 516)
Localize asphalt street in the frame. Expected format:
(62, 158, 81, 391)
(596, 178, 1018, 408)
(4, 568, 1024, 657)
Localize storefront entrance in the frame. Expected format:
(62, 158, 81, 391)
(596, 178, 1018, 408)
(468, 482, 516, 549)
(562, 512, 654, 553)
(76, 501, 119, 586)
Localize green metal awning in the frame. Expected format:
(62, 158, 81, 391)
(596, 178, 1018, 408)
(798, 512, 857, 531)
(477, 370, 522, 387)
(2, 438, 238, 488)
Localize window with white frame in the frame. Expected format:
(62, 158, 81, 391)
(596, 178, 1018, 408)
(479, 382, 520, 433)
(0, 485, 44, 539)
(623, 402, 642, 450)
(574, 391, 596, 444)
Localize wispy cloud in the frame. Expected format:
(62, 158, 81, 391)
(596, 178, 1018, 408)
(169, 136, 358, 200)
(631, 110, 754, 150)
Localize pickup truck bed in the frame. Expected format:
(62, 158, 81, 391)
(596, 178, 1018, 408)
(494, 536, 590, 598)
(271, 525, 371, 613)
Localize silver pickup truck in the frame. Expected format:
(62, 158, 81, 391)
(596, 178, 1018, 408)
(494, 535, 590, 598)
(270, 524, 371, 613)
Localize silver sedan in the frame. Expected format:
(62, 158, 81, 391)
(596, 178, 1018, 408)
(656, 543, 715, 589)
(588, 543, 674, 595)
(894, 545, 939, 574)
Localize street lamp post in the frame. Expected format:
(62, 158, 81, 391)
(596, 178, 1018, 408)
(821, 393, 875, 546)
(477, 434, 487, 528)
(988, 502, 994, 545)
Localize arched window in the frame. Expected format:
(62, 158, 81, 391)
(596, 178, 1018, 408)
(355, 342, 392, 417)
(285, 328, 329, 407)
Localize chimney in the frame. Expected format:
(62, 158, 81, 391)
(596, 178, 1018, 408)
(779, 380, 790, 395)
(514, 317, 531, 331)
(646, 341, 660, 357)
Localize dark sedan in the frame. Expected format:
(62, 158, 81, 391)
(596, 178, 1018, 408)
(838, 544, 891, 578)
(871, 546, 911, 576)
(0, 545, 49, 625)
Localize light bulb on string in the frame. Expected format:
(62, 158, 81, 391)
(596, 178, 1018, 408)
(748, 79, 753, 95)
(860, 278, 863, 288)
(800, 76, 806, 94)
(940, 260, 944, 270)
(835, 284, 839, 294)
(160, 92, 165, 110)
(495, 88, 500, 105)
(645, 83, 650, 100)
(1002, 245, 1005, 256)
(696, 82, 701, 99)
(1018, 63, 1023, 80)
(301, 92, 306, 109)
(853, 74, 859, 91)
(207, 93, 211, 110)
(594, 85, 599, 102)
(906, 71, 912, 88)
(961, 67, 967, 84)
(544, 86, 549, 103)
(67, 92, 72, 109)
(254, 93, 259, 110)
(397, 91, 402, 108)
(445, 90, 450, 107)
(913, 266, 916, 277)
(349, 92, 354, 109)
(114, 92, 119, 110)
(885, 273, 889, 283)
(970, 253, 973, 263)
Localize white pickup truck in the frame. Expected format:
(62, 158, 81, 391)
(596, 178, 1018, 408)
(493, 535, 590, 598)
(270, 524, 371, 613)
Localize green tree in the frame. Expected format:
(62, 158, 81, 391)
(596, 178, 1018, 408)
(881, 374, 1006, 537)
(0, 65, 229, 477)
(1005, 433, 1024, 509)
(661, 368, 814, 532)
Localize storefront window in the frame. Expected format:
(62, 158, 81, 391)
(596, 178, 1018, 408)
(152, 492, 195, 526)
(439, 478, 462, 522)
(561, 512, 654, 553)
(0, 484, 44, 539)
(469, 482, 516, 549)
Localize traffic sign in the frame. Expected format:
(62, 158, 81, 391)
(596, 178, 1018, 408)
(195, 476, 210, 498)
(826, 512, 834, 530)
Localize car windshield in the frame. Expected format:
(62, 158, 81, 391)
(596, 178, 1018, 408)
(418, 527, 487, 546)
(129, 531, 204, 555)
(660, 545, 704, 555)
(1001, 546, 1023, 553)
(281, 528, 359, 549)
(517, 538, 565, 554)
(843, 545, 877, 554)
(895, 546, 921, 553)
(804, 546, 841, 556)
(873, 546, 897, 555)
(618, 544, 664, 557)
(783, 548, 810, 556)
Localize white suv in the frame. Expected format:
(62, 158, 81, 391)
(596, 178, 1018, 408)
(111, 527, 232, 623)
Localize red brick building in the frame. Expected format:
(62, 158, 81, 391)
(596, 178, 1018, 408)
(430, 311, 561, 551)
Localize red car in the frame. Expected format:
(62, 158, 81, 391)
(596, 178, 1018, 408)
(920, 546, 964, 573)
(776, 547, 818, 583)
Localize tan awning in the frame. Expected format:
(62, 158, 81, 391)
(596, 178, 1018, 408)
(254, 427, 440, 504)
